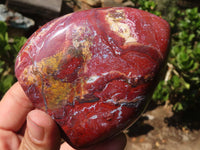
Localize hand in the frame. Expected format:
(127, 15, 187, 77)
(0, 82, 127, 150)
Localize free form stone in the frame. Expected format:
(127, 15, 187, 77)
(15, 7, 170, 148)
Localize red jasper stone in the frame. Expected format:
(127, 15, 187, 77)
(15, 7, 170, 148)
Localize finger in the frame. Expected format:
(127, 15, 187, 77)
(0, 82, 33, 132)
(60, 142, 76, 150)
(19, 109, 61, 150)
(0, 129, 20, 150)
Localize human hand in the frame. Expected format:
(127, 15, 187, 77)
(0, 82, 127, 150)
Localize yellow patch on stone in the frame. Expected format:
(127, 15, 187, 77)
(19, 46, 90, 109)
(43, 76, 72, 108)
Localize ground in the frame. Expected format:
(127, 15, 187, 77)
(125, 102, 200, 150)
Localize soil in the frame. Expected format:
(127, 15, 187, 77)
(125, 102, 200, 150)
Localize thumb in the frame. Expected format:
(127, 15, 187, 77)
(19, 110, 61, 150)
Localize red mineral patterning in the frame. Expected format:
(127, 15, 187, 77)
(15, 7, 170, 148)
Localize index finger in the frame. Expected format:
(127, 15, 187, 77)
(0, 82, 34, 132)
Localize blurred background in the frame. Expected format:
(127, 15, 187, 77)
(0, 0, 200, 149)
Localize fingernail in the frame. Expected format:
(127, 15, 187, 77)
(27, 116, 44, 141)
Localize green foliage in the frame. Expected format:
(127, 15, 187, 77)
(152, 6, 200, 112)
(152, 81, 170, 103)
(0, 21, 27, 98)
(131, 0, 161, 16)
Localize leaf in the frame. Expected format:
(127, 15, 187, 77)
(0, 60, 5, 74)
(188, 34, 195, 42)
(13, 36, 27, 54)
(171, 75, 180, 89)
(0, 75, 14, 93)
(194, 42, 200, 59)
(0, 21, 7, 35)
(152, 80, 170, 103)
(173, 102, 184, 112)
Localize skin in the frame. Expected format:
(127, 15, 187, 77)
(0, 82, 127, 150)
